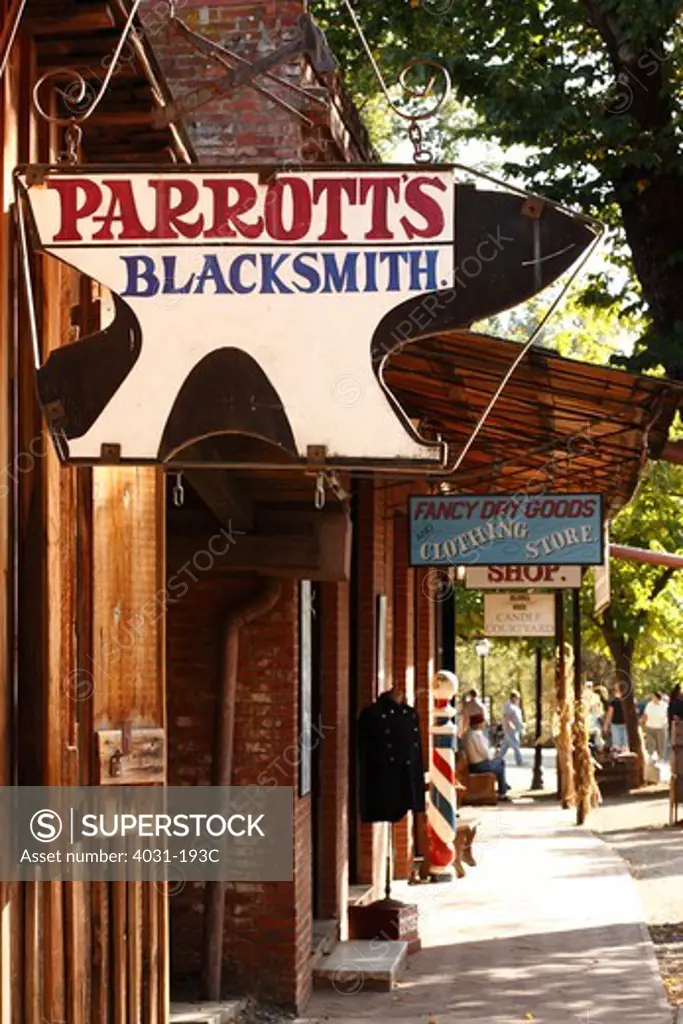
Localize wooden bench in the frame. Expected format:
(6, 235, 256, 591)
(455, 751, 497, 806)
(594, 751, 638, 795)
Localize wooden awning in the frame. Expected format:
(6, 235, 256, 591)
(386, 330, 682, 516)
(24, 0, 194, 163)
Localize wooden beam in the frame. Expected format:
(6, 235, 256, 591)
(167, 511, 351, 580)
(661, 439, 683, 464)
(37, 58, 139, 79)
(27, 7, 116, 35)
(81, 109, 157, 126)
(184, 470, 255, 533)
(167, 533, 319, 576)
(36, 29, 121, 57)
(610, 543, 683, 569)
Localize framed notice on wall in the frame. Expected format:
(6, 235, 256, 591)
(484, 593, 555, 637)
(299, 580, 313, 798)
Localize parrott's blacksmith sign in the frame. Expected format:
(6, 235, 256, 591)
(15, 165, 595, 467)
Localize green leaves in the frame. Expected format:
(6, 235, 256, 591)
(316, 0, 683, 374)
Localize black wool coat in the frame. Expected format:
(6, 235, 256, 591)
(357, 692, 426, 823)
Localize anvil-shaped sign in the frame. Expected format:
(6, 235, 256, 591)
(15, 165, 597, 467)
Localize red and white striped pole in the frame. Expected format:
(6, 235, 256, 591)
(428, 670, 459, 881)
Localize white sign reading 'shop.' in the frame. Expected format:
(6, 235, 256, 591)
(484, 592, 555, 637)
(466, 565, 582, 589)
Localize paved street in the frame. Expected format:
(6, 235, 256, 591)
(592, 791, 681, 926)
(300, 801, 673, 1024)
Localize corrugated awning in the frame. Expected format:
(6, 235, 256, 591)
(385, 330, 682, 516)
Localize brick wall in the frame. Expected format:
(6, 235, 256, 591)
(167, 568, 310, 1009)
(139, 0, 368, 166)
(145, 0, 432, 1002)
(147, 0, 368, 1010)
(392, 510, 416, 878)
(354, 479, 388, 890)
(147, 0, 306, 163)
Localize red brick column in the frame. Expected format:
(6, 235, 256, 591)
(355, 479, 387, 891)
(415, 568, 436, 786)
(392, 512, 416, 878)
(167, 573, 312, 1010)
(317, 581, 350, 934)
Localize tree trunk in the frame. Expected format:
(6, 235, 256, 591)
(585, 3, 683, 378)
(612, 641, 645, 787)
(620, 175, 683, 380)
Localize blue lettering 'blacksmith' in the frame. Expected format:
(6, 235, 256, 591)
(120, 249, 440, 297)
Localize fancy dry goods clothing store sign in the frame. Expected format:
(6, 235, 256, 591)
(410, 493, 604, 566)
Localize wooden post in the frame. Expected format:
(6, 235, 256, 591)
(531, 644, 544, 791)
(573, 589, 581, 708)
(91, 467, 168, 1023)
(555, 591, 565, 801)
(572, 588, 583, 824)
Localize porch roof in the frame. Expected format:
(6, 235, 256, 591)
(24, 0, 194, 164)
(386, 330, 682, 516)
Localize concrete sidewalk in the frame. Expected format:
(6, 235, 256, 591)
(300, 803, 674, 1024)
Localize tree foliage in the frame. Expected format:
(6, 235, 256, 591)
(582, 459, 683, 694)
(316, 0, 683, 376)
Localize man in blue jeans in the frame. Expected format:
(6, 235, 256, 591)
(500, 690, 525, 766)
(462, 712, 511, 800)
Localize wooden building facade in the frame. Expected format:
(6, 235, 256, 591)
(0, 2, 189, 1021)
(0, 1, 679, 1021)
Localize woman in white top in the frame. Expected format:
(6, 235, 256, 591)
(642, 691, 668, 760)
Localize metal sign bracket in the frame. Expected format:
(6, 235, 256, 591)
(154, 12, 336, 129)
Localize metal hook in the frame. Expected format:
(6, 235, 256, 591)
(314, 472, 326, 511)
(173, 472, 185, 508)
(62, 123, 83, 164)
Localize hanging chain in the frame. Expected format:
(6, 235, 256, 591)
(340, 0, 450, 162)
(173, 472, 185, 508)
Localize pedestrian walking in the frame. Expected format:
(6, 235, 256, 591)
(669, 684, 683, 725)
(642, 691, 668, 761)
(603, 681, 628, 751)
(500, 690, 525, 766)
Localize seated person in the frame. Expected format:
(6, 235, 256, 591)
(459, 688, 488, 737)
(461, 712, 511, 800)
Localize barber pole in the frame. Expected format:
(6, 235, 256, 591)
(428, 670, 459, 881)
